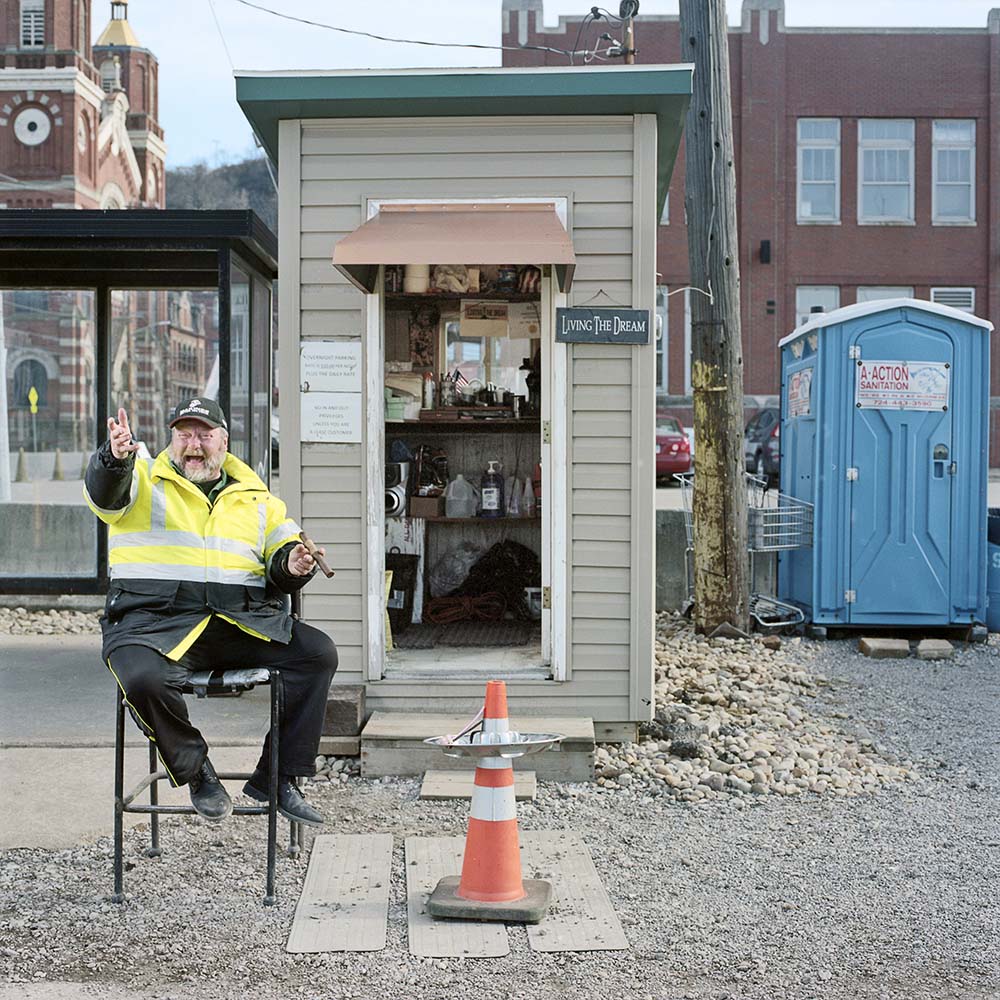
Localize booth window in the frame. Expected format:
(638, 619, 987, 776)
(795, 286, 840, 328)
(858, 119, 914, 224)
(797, 118, 840, 223)
(20, 0, 44, 47)
(932, 120, 975, 225)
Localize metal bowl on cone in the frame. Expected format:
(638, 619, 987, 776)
(424, 731, 564, 760)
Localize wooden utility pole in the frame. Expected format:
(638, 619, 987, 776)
(678, 0, 750, 633)
(621, 1, 638, 64)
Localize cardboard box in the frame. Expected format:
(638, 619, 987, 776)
(408, 495, 444, 519)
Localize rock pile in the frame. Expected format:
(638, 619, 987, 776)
(0, 607, 102, 635)
(307, 754, 362, 785)
(595, 612, 913, 800)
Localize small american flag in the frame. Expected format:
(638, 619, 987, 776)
(452, 368, 469, 388)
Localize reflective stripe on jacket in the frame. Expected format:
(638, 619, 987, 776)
(85, 447, 303, 658)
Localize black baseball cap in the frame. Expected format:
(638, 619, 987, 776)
(168, 397, 228, 431)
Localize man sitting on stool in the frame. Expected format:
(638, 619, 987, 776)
(85, 397, 338, 825)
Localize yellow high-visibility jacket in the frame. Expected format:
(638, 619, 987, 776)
(85, 445, 304, 660)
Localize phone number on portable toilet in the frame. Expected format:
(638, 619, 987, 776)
(855, 360, 950, 411)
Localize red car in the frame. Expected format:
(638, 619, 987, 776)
(656, 412, 692, 482)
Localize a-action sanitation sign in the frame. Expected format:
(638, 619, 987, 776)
(855, 360, 950, 411)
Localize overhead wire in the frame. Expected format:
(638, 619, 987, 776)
(226, 0, 603, 60)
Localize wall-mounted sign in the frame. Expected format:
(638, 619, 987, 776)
(460, 300, 509, 338)
(300, 341, 362, 393)
(555, 307, 650, 344)
(301, 392, 362, 443)
(300, 341, 363, 442)
(787, 367, 813, 417)
(855, 360, 950, 411)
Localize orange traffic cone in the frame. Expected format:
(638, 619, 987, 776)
(426, 680, 551, 923)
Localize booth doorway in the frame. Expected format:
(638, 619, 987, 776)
(352, 199, 572, 682)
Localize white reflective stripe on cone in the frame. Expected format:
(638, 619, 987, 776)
(470, 784, 518, 822)
(476, 756, 509, 770)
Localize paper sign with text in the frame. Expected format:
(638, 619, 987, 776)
(855, 360, 950, 411)
(300, 341, 362, 393)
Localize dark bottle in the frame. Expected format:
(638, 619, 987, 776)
(480, 460, 504, 518)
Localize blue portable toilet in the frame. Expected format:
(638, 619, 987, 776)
(777, 298, 992, 628)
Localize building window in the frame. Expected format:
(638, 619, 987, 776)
(795, 286, 840, 328)
(932, 120, 975, 224)
(655, 285, 668, 391)
(12, 358, 49, 407)
(20, 0, 44, 48)
(797, 119, 840, 223)
(858, 119, 914, 223)
(930, 287, 975, 314)
(856, 286, 913, 303)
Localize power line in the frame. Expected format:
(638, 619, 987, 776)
(207, 0, 236, 73)
(227, 0, 596, 60)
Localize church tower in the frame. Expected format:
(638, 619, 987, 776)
(0, 0, 165, 208)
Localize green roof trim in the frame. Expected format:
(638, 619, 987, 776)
(235, 66, 692, 219)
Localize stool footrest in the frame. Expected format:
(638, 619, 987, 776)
(183, 667, 272, 698)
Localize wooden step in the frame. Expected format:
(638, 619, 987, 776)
(360, 712, 595, 782)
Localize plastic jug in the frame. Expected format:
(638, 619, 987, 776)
(445, 474, 478, 518)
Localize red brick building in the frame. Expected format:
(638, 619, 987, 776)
(502, 0, 1000, 459)
(0, 0, 164, 208)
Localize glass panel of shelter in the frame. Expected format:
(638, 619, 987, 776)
(0, 289, 97, 579)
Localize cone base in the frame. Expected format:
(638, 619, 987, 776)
(426, 875, 551, 924)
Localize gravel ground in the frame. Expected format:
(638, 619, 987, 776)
(1, 621, 998, 1000)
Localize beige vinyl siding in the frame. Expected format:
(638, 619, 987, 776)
(287, 114, 651, 720)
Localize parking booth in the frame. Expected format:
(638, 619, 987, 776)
(777, 298, 992, 628)
(235, 65, 693, 739)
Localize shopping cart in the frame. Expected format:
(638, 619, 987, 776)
(674, 472, 814, 630)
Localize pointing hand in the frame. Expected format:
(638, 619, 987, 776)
(107, 407, 139, 460)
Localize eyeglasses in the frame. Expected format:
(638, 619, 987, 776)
(173, 428, 219, 443)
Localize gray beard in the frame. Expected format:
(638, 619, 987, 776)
(171, 450, 225, 483)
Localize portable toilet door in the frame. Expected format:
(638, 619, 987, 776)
(842, 300, 990, 626)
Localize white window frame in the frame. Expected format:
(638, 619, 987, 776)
(20, 0, 44, 48)
(930, 286, 976, 314)
(857, 119, 915, 225)
(683, 288, 692, 395)
(795, 286, 840, 328)
(797, 118, 840, 224)
(655, 284, 668, 391)
(932, 120, 976, 225)
(856, 286, 914, 304)
(364, 196, 569, 683)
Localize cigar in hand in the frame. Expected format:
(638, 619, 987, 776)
(299, 530, 335, 578)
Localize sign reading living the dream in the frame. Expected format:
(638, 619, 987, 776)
(555, 307, 650, 344)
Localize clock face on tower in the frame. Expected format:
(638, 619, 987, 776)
(13, 107, 51, 146)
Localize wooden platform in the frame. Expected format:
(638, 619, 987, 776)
(360, 712, 595, 781)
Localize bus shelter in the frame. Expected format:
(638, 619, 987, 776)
(0, 209, 277, 595)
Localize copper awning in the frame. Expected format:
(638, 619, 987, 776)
(332, 202, 576, 293)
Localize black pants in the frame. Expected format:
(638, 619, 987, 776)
(108, 616, 338, 786)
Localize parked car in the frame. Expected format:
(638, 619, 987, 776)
(744, 406, 779, 484)
(656, 412, 692, 483)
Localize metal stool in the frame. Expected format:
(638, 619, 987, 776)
(112, 665, 303, 906)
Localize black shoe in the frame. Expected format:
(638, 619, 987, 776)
(188, 758, 232, 822)
(243, 774, 325, 827)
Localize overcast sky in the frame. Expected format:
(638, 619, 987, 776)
(112, 0, 999, 167)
